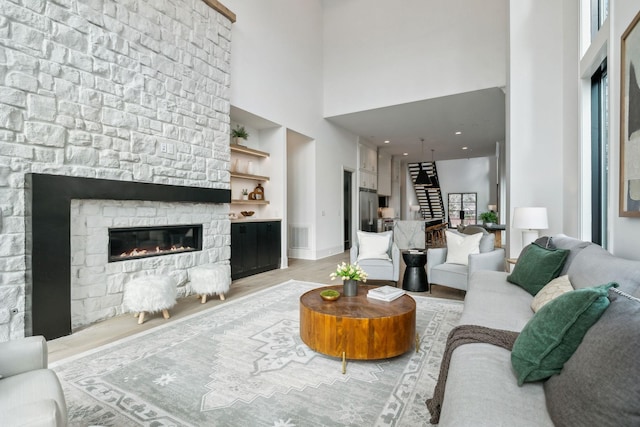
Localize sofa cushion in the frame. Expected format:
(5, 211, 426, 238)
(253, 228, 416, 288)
(530, 275, 573, 313)
(445, 230, 482, 265)
(462, 271, 535, 332)
(567, 244, 640, 297)
(511, 283, 615, 385)
(548, 234, 592, 275)
(357, 231, 392, 261)
(507, 243, 569, 296)
(439, 343, 554, 427)
(544, 288, 640, 426)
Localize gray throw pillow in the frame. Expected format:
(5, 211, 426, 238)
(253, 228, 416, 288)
(544, 288, 640, 426)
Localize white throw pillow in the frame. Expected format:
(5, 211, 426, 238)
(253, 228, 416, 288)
(530, 275, 573, 312)
(445, 230, 482, 265)
(357, 231, 391, 261)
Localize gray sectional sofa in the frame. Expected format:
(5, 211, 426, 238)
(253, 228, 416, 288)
(437, 234, 640, 426)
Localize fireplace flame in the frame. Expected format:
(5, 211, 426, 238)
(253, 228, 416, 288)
(118, 245, 194, 259)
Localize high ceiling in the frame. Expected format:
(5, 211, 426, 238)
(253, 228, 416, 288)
(325, 87, 506, 162)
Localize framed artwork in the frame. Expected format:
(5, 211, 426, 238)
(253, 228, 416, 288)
(620, 11, 640, 216)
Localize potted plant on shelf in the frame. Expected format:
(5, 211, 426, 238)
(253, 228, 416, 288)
(231, 125, 249, 145)
(241, 189, 249, 200)
(479, 211, 498, 227)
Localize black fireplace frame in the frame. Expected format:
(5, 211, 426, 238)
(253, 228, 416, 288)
(26, 173, 230, 340)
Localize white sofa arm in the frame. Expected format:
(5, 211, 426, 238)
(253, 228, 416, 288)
(391, 242, 400, 281)
(0, 336, 48, 378)
(0, 399, 65, 427)
(427, 247, 448, 279)
(350, 243, 359, 264)
(468, 248, 506, 276)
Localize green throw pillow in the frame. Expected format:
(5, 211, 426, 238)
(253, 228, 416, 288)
(511, 283, 617, 386)
(507, 243, 569, 295)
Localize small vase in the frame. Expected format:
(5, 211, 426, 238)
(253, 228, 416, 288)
(343, 279, 358, 297)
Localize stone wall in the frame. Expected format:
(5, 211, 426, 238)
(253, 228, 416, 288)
(0, 0, 233, 340)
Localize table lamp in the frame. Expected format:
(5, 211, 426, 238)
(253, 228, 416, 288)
(512, 207, 548, 246)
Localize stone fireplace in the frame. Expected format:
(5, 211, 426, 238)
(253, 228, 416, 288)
(27, 174, 230, 339)
(0, 1, 235, 340)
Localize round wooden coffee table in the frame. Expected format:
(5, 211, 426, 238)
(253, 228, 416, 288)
(299, 285, 416, 361)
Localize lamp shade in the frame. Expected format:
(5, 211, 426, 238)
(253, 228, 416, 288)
(512, 207, 548, 230)
(381, 207, 395, 218)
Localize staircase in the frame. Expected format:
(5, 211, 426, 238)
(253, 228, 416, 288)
(408, 162, 445, 223)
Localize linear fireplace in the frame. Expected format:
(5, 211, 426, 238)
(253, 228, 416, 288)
(109, 225, 203, 262)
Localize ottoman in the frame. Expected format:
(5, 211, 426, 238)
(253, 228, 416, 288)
(123, 275, 177, 324)
(189, 263, 231, 303)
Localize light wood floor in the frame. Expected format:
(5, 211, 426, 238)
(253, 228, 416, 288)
(48, 251, 465, 363)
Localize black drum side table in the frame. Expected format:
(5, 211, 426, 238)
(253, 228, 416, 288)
(402, 250, 428, 292)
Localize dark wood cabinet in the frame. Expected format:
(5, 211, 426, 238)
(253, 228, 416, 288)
(231, 220, 281, 280)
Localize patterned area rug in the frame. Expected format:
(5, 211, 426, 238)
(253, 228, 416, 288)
(52, 280, 463, 426)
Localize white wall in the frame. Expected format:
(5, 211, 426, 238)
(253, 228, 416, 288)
(438, 157, 495, 223)
(507, 0, 577, 256)
(287, 130, 315, 259)
(225, 0, 359, 259)
(322, 0, 508, 117)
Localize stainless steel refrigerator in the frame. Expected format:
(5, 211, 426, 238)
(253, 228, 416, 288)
(359, 188, 379, 232)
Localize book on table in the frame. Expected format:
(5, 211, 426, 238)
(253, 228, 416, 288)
(367, 285, 405, 302)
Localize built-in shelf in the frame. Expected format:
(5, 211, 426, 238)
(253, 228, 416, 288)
(231, 199, 270, 205)
(230, 144, 270, 158)
(230, 172, 269, 181)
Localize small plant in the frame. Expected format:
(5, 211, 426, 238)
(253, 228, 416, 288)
(241, 188, 248, 195)
(330, 262, 368, 282)
(479, 211, 498, 224)
(231, 125, 249, 140)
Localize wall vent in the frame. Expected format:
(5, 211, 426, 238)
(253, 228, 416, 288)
(289, 224, 310, 249)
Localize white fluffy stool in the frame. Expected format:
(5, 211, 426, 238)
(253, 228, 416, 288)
(189, 263, 231, 303)
(123, 275, 177, 324)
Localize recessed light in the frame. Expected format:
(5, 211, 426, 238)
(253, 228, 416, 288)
(455, 131, 462, 135)
(403, 152, 408, 156)
(384, 140, 390, 144)
(462, 146, 468, 150)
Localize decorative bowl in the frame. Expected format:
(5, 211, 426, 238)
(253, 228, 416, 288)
(320, 289, 340, 301)
(241, 211, 255, 217)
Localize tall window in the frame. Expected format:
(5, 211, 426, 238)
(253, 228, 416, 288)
(591, 60, 608, 247)
(591, 0, 609, 38)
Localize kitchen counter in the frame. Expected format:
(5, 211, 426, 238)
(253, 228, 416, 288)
(230, 217, 282, 223)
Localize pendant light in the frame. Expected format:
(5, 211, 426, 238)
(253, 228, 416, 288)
(415, 138, 431, 185)
(429, 149, 440, 188)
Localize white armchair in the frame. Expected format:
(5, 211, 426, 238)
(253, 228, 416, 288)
(0, 336, 67, 426)
(427, 227, 505, 291)
(350, 231, 400, 286)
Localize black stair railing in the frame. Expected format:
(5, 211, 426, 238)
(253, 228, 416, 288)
(408, 162, 445, 223)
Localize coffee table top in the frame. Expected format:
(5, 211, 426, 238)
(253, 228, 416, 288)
(299, 285, 415, 319)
